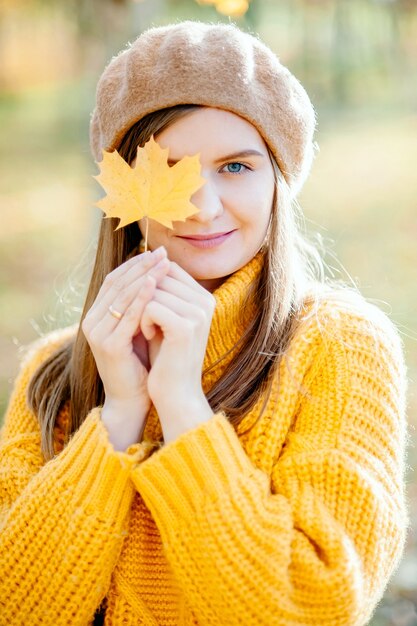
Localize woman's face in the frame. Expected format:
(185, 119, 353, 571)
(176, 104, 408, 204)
(136, 107, 275, 291)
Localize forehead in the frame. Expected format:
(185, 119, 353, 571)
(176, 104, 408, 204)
(155, 107, 268, 156)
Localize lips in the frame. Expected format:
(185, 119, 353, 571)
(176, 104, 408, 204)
(176, 229, 236, 249)
(177, 230, 235, 240)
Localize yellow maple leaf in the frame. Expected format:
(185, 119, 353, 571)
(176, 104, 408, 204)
(93, 135, 206, 232)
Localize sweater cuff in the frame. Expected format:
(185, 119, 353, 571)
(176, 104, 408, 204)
(131, 412, 258, 529)
(51, 408, 155, 522)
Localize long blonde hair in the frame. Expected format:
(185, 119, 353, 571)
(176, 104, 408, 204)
(28, 104, 356, 460)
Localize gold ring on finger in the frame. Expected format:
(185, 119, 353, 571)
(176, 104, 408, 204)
(108, 304, 124, 320)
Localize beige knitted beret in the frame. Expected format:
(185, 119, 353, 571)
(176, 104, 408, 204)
(90, 21, 317, 196)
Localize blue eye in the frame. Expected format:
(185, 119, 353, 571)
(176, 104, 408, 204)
(223, 162, 249, 174)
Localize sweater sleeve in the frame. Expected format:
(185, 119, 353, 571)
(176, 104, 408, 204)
(0, 331, 156, 626)
(131, 303, 410, 626)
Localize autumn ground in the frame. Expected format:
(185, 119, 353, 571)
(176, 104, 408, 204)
(0, 80, 416, 623)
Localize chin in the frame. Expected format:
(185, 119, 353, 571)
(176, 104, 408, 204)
(190, 257, 246, 281)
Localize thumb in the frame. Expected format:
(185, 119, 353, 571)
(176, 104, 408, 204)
(148, 329, 163, 366)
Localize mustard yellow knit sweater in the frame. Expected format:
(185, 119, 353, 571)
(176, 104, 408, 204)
(0, 256, 410, 626)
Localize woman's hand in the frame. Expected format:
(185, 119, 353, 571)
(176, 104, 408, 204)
(81, 246, 170, 450)
(140, 261, 216, 443)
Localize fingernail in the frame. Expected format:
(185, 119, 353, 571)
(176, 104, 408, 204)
(140, 251, 152, 265)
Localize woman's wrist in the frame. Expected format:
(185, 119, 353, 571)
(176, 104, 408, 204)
(155, 392, 214, 445)
(101, 396, 151, 452)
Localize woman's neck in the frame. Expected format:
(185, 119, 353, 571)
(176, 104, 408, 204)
(197, 275, 229, 293)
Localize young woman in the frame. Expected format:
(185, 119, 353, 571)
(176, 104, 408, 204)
(0, 21, 409, 626)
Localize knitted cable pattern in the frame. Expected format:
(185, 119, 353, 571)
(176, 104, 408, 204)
(0, 256, 409, 626)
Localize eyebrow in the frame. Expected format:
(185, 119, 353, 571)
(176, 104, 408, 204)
(167, 149, 265, 166)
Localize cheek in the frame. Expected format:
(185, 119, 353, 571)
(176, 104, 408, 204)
(232, 183, 273, 226)
(138, 219, 168, 247)
(257, 175, 275, 222)
(227, 185, 260, 214)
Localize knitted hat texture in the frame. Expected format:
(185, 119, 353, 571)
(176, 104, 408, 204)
(90, 21, 317, 196)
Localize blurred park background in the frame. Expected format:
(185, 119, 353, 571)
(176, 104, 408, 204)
(0, 0, 416, 622)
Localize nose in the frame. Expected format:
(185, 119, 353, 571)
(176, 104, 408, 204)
(189, 178, 223, 223)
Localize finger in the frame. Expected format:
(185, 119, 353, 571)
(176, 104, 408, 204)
(110, 275, 157, 344)
(90, 256, 170, 326)
(167, 261, 211, 296)
(91, 246, 166, 314)
(95, 251, 152, 303)
(141, 300, 182, 341)
(88, 274, 156, 351)
(110, 258, 170, 318)
(147, 329, 163, 366)
(157, 275, 209, 307)
(94, 258, 170, 337)
(152, 287, 204, 320)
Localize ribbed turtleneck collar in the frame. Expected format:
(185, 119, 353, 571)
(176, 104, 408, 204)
(142, 252, 264, 442)
(202, 252, 264, 392)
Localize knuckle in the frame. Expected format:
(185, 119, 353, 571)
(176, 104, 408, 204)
(81, 316, 91, 334)
(193, 308, 206, 325)
(103, 273, 114, 287)
(88, 327, 101, 346)
(124, 305, 138, 321)
(115, 291, 131, 310)
(182, 319, 195, 335)
(142, 299, 153, 314)
(117, 269, 139, 291)
(101, 337, 116, 355)
(105, 272, 122, 292)
(148, 265, 166, 280)
(187, 303, 206, 324)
